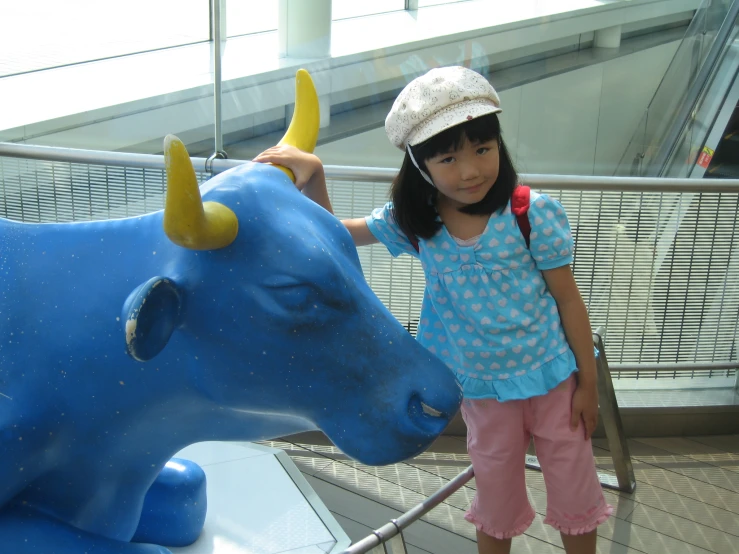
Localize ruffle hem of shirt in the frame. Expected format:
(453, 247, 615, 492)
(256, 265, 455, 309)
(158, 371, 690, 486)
(457, 348, 578, 401)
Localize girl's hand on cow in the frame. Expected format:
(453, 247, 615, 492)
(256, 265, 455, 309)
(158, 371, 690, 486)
(254, 145, 323, 191)
(254, 145, 334, 215)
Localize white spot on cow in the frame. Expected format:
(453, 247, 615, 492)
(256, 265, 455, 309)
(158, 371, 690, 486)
(125, 319, 137, 346)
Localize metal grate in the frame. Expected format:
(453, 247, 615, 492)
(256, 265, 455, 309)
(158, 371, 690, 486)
(328, 178, 426, 338)
(327, 179, 739, 379)
(0, 156, 208, 222)
(1, 154, 736, 380)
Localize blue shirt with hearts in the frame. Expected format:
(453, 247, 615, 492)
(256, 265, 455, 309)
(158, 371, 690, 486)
(366, 191, 578, 401)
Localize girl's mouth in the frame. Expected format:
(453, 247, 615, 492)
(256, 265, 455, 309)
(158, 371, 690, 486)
(462, 184, 483, 193)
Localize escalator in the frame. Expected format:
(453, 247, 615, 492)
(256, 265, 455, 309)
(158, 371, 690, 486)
(616, 0, 739, 179)
(685, 35, 739, 179)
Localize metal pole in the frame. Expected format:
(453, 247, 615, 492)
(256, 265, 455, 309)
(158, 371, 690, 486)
(339, 466, 474, 554)
(593, 328, 637, 493)
(526, 328, 637, 493)
(0, 142, 240, 174)
(610, 361, 739, 373)
(323, 166, 739, 191)
(212, 0, 227, 160)
(5, 143, 739, 192)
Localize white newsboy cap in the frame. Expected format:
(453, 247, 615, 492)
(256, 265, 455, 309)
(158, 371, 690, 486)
(385, 66, 502, 151)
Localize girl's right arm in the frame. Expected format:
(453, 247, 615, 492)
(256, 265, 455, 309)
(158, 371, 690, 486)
(344, 218, 379, 246)
(253, 145, 379, 247)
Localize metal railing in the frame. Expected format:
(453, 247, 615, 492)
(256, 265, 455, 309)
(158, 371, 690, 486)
(0, 141, 731, 552)
(339, 465, 475, 554)
(3, 142, 739, 191)
(340, 327, 636, 554)
(2, 142, 739, 380)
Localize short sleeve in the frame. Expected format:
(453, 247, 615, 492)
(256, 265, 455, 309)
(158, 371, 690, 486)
(527, 193, 574, 270)
(365, 202, 419, 258)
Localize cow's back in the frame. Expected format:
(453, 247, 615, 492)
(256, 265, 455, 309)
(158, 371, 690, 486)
(1, 213, 171, 355)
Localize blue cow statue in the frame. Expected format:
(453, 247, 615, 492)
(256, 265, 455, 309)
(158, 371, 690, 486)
(0, 70, 463, 553)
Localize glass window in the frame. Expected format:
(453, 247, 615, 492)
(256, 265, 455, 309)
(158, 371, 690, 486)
(1, 0, 210, 77)
(418, 0, 471, 7)
(332, 0, 405, 20)
(227, 0, 278, 37)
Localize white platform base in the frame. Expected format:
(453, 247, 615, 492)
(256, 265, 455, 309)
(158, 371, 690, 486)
(169, 441, 350, 554)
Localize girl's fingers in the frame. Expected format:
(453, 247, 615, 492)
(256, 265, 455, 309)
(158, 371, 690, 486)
(253, 153, 285, 164)
(570, 409, 581, 431)
(253, 146, 284, 161)
(584, 414, 597, 440)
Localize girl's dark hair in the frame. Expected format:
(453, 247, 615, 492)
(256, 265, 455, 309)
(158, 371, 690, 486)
(390, 113, 517, 240)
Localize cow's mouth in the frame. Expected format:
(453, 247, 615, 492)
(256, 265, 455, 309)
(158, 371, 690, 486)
(421, 402, 442, 417)
(407, 393, 449, 436)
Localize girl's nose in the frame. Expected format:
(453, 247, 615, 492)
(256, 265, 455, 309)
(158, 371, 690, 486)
(460, 162, 481, 180)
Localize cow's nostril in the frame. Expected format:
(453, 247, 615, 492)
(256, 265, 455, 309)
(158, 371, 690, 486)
(421, 402, 443, 418)
(408, 394, 448, 437)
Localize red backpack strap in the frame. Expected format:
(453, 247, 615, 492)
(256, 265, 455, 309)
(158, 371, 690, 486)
(511, 185, 531, 248)
(407, 233, 420, 253)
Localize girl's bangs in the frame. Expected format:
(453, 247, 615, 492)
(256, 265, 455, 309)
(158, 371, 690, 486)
(416, 113, 501, 159)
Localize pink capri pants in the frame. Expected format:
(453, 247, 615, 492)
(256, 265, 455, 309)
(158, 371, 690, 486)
(461, 374, 613, 538)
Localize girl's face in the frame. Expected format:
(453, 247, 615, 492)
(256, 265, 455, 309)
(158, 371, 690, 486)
(424, 137, 500, 210)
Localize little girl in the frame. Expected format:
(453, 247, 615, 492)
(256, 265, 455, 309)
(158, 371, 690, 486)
(255, 66, 613, 554)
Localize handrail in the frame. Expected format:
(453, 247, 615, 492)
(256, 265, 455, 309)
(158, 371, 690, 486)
(613, 361, 738, 372)
(3, 142, 739, 192)
(0, 142, 225, 173)
(338, 465, 475, 554)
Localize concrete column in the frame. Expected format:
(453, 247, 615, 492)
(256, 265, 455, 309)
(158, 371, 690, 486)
(406, 0, 419, 10)
(279, 0, 332, 58)
(595, 25, 622, 48)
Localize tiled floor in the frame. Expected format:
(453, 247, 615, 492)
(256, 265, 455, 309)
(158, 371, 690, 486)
(261, 432, 739, 554)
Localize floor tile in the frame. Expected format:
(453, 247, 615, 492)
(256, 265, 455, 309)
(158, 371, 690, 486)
(279, 433, 739, 554)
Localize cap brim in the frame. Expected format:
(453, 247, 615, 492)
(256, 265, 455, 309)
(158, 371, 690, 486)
(406, 99, 502, 149)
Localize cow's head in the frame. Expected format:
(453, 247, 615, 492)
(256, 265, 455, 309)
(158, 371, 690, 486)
(122, 70, 462, 465)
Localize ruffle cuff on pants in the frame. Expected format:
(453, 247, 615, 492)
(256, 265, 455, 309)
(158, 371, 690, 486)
(544, 503, 614, 535)
(464, 506, 536, 540)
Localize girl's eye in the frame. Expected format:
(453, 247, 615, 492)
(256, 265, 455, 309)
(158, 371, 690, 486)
(477, 147, 490, 155)
(440, 156, 455, 164)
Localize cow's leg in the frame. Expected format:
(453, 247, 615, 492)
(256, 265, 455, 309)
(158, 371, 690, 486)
(132, 457, 207, 547)
(0, 505, 171, 553)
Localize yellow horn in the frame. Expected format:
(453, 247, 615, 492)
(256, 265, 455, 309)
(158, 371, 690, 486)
(163, 135, 239, 250)
(275, 69, 320, 181)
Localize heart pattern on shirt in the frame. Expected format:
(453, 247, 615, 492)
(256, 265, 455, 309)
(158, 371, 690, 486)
(366, 196, 575, 398)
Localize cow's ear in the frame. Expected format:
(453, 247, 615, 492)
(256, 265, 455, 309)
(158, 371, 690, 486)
(123, 277, 184, 362)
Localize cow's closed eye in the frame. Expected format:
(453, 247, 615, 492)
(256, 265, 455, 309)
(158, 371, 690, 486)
(267, 282, 315, 313)
(263, 277, 351, 314)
